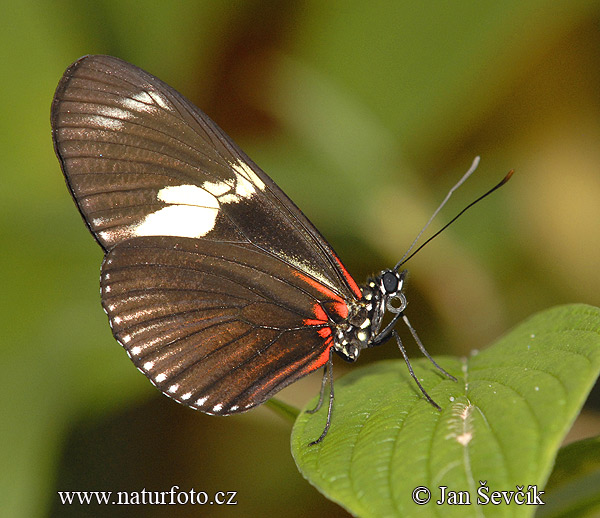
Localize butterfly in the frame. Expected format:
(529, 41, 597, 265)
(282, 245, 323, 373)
(52, 55, 509, 444)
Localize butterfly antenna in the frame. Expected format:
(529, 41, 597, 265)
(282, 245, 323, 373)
(395, 165, 514, 270)
(395, 156, 481, 269)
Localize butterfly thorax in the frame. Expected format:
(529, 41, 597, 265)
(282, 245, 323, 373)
(332, 269, 406, 362)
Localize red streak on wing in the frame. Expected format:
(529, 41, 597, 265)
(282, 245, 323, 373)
(304, 318, 323, 327)
(297, 337, 333, 377)
(313, 304, 328, 322)
(331, 253, 362, 299)
(293, 271, 345, 303)
(256, 337, 333, 396)
(331, 301, 348, 319)
(317, 327, 331, 339)
(303, 304, 332, 338)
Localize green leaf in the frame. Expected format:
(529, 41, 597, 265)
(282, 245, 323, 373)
(539, 436, 600, 518)
(291, 304, 600, 518)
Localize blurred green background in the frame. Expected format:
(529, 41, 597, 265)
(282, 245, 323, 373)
(2, 2, 600, 517)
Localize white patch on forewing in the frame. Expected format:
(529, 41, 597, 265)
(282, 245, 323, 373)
(132, 170, 263, 239)
(218, 194, 238, 204)
(134, 205, 218, 238)
(157, 184, 219, 207)
(234, 175, 256, 198)
(203, 180, 233, 197)
(217, 175, 256, 204)
(129, 160, 266, 240)
(231, 160, 266, 191)
(133, 184, 220, 238)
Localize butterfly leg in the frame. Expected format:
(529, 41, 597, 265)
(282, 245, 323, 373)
(306, 364, 329, 414)
(400, 314, 457, 382)
(307, 351, 335, 446)
(371, 311, 457, 382)
(393, 330, 442, 410)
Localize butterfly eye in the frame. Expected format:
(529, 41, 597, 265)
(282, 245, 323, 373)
(381, 270, 399, 294)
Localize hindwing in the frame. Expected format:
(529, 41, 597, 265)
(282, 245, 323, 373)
(101, 237, 338, 412)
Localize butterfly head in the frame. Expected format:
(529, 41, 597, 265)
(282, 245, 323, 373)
(331, 269, 408, 362)
(381, 269, 408, 314)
